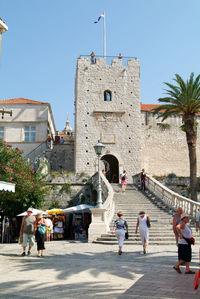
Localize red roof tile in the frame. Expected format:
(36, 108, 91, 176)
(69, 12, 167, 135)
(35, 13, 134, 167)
(141, 103, 161, 111)
(0, 98, 46, 105)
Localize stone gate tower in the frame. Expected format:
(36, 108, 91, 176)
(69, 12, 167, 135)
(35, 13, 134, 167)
(74, 55, 141, 181)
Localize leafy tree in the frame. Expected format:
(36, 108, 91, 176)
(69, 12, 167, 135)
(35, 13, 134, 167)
(153, 73, 200, 201)
(0, 139, 49, 216)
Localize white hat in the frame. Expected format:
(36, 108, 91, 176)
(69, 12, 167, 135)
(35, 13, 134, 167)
(27, 207, 33, 212)
(181, 213, 189, 219)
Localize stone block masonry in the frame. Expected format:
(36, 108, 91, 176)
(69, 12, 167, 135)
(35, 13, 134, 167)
(74, 57, 141, 177)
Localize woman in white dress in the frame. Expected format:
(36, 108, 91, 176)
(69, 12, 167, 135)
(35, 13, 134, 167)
(135, 211, 150, 254)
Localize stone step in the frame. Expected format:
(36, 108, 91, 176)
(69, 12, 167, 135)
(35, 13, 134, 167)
(95, 184, 197, 245)
(93, 240, 178, 245)
(101, 233, 175, 238)
(97, 236, 178, 243)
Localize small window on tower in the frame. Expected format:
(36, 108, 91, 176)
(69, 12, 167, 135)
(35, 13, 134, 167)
(104, 90, 112, 102)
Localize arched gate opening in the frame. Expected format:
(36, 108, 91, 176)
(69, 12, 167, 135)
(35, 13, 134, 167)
(101, 154, 119, 183)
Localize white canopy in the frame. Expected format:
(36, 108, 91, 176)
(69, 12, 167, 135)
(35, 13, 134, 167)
(0, 181, 15, 192)
(17, 208, 46, 217)
(62, 204, 94, 214)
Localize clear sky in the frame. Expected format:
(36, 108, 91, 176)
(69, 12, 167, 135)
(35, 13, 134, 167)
(1, 0, 200, 131)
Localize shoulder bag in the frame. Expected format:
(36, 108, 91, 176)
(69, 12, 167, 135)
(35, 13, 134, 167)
(38, 224, 46, 235)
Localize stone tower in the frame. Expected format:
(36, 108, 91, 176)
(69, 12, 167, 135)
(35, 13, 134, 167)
(74, 55, 141, 182)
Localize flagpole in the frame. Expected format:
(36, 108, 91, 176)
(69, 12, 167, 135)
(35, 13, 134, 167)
(103, 11, 106, 58)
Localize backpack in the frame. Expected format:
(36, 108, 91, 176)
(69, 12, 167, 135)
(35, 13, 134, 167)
(121, 174, 126, 181)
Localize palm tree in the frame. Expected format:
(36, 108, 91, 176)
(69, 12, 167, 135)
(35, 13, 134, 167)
(153, 73, 200, 201)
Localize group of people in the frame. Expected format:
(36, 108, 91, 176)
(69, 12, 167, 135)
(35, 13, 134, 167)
(19, 207, 62, 257)
(113, 210, 150, 255)
(119, 169, 146, 193)
(113, 206, 196, 276)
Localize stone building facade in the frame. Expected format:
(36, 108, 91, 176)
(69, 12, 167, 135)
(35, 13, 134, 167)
(141, 105, 200, 177)
(74, 55, 200, 179)
(0, 98, 56, 156)
(74, 56, 141, 181)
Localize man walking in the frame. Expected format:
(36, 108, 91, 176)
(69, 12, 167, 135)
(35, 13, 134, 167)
(140, 169, 146, 191)
(172, 207, 183, 245)
(20, 208, 36, 256)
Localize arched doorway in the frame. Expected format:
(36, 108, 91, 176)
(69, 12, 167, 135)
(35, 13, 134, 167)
(101, 154, 119, 183)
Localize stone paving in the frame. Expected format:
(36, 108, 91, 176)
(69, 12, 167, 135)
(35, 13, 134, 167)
(0, 241, 200, 298)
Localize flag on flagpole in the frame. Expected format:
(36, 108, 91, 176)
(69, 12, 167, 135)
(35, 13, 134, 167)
(94, 13, 104, 23)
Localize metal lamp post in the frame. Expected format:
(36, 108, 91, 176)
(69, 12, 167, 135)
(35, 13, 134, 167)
(94, 140, 105, 208)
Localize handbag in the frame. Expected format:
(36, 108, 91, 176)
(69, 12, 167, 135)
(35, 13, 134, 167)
(38, 224, 46, 235)
(125, 232, 129, 239)
(146, 218, 151, 228)
(183, 236, 195, 245)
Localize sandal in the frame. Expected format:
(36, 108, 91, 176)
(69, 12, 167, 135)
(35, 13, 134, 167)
(118, 250, 122, 255)
(173, 266, 182, 274)
(185, 270, 195, 274)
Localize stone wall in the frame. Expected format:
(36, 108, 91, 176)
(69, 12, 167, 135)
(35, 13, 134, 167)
(141, 111, 200, 177)
(46, 142, 75, 172)
(44, 172, 90, 209)
(43, 172, 107, 210)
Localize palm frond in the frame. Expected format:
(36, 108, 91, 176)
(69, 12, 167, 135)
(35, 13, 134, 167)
(154, 72, 200, 120)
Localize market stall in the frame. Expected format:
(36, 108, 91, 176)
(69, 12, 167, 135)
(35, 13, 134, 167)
(62, 205, 94, 240)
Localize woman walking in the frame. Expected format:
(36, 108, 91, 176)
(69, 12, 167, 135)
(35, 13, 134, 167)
(35, 213, 47, 257)
(120, 170, 128, 193)
(135, 211, 150, 254)
(113, 211, 128, 255)
(173, 213, 195, 274)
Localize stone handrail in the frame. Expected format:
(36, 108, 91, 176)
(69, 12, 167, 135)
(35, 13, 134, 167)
(91, 171, 115, 230)
(133, 173, 200, 218)
(101, 172, 115, 231)
(88, 172, 115, 242)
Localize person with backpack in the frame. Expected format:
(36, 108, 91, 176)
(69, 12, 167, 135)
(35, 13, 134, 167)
(113, 211, 128, 255)
(120, 170, 128, 193)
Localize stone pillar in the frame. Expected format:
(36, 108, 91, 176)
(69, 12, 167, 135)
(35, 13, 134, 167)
(88, 208, 107, 242)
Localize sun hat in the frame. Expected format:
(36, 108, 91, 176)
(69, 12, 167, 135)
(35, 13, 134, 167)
(37, 213, 43, 219)
(27, 207, 33, 213)
(181, 213, 189, 219)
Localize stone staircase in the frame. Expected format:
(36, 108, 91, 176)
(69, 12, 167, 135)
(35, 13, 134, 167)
(94, 184, 198, 245)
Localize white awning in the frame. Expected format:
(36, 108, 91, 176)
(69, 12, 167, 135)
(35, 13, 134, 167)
(0, 181, 15, 192)
(62, 204, 94, 214)
(17, 208, 46, 217)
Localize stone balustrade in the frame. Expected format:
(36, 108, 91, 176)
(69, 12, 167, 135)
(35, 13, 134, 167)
(133, 173, 200, 218)
(102, 173, 115, 231)
(88, 172, 114, 242)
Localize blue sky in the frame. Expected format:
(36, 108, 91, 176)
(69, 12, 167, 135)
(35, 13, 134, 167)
(1, 0, 200, 131)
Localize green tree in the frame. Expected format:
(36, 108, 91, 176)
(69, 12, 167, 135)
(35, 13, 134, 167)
(153, 73, 200, 201)
(0, 139, 49, 216)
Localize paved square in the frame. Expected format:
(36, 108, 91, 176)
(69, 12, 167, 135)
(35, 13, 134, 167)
(0, 241, 199, 298)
